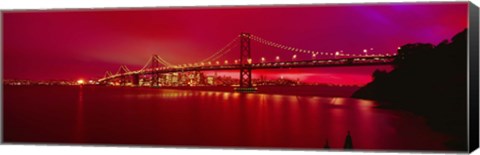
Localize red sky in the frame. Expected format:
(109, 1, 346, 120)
(2, 2, 468, 85)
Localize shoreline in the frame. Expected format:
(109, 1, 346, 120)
(126, 85, 360, 98)
(4, 84, 361, 98)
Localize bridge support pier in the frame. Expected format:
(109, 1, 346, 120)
(132, 74, 139, 86)
(119, 76, 126, 86)
(151, 73, 159, 87)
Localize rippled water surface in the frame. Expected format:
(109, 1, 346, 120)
(4, 86, 449, 150)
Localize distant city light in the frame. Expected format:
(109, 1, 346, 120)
(77, 79, 85, 85)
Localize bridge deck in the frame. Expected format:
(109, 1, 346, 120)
(99, 56, 395, 82)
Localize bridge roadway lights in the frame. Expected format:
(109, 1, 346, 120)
(234, 87, 258, 92)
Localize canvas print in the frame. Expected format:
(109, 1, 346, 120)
(2, 2, 473, 152)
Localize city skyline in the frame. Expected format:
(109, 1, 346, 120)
(3, 3, 468, 85)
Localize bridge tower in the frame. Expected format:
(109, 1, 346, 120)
(150, 55, 161, 87)
(236, 32, 256, 92)
(102, 71, 113, 85)
(117, 65, 130, 86)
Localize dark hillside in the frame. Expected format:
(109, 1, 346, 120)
(352, 29, 467, 150)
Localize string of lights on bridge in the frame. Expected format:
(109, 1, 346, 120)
(151, 33, 397, 69)
(248, 34, 397, 58)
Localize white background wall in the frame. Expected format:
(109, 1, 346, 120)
(0, 0, 478, 155)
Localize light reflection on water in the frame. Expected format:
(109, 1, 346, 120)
(74, 86, 85, 142)
(4, 86, 450, 151)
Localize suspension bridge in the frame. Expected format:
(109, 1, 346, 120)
(97, 33, 397, 91)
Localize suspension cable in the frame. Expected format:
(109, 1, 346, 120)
(200, 35, 240, 63)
